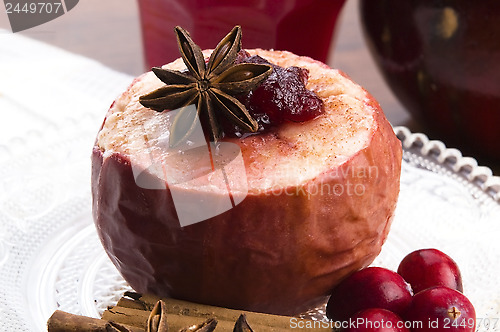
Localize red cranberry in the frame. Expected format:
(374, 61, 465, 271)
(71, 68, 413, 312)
(397, 249, 463, 293)
(345, 309, 410, 332)
(405, 287, 476, 332)
(326, 267, 413, 322)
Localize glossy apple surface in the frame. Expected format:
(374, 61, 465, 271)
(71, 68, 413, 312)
(360, 1, 500, 161)
(91, 50, 402, 315)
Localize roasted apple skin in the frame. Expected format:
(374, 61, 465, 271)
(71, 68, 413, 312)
(360, 1, 500, 161)
(91, 53, 402, 316)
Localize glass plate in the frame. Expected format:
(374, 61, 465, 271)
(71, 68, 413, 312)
(0, 122, 499, 332)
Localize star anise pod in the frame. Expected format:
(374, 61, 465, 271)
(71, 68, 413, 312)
(179, 318, 218, 332)
(233, 314, 254, 332)
(147, 300, 168, 332)
(139, 25, 273, 147)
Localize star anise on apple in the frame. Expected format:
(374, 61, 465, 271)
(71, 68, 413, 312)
(139, 25, 273, 147)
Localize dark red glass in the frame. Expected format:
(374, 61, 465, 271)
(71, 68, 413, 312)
(138, 0, 346, 68)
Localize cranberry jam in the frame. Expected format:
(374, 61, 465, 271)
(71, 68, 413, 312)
(222, 52, 324, 138)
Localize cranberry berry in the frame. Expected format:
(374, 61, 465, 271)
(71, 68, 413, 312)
(405, 286, 476, 332)
(346, 309, 410, 332)
(397, 248, 463, 293)
(326, 267, 413, 322)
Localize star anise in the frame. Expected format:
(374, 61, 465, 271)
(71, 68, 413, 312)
(233, 314, 254, 332)
(147, 300, 168, 332)
(139, 25, 273, 147)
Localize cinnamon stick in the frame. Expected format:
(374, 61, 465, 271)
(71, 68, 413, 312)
(105, 293, 329, 331)
(121, 293, 319, 330)
(116, 297, 149, 311)
(103, 309, 238, 331)
(102, 306, 150, 328)
(47, 310, 144, 332)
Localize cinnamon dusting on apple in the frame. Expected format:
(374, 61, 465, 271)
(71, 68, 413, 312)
(98, 50, 375, 193)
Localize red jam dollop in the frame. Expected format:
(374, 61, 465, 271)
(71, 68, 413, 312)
(222, 52, 324, 138)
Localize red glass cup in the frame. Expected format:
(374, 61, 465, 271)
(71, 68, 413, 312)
(360, 0, 500, 162)
(138, 0, 346, 69)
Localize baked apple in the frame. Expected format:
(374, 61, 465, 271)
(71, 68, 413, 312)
(92, 45, 402, 315)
